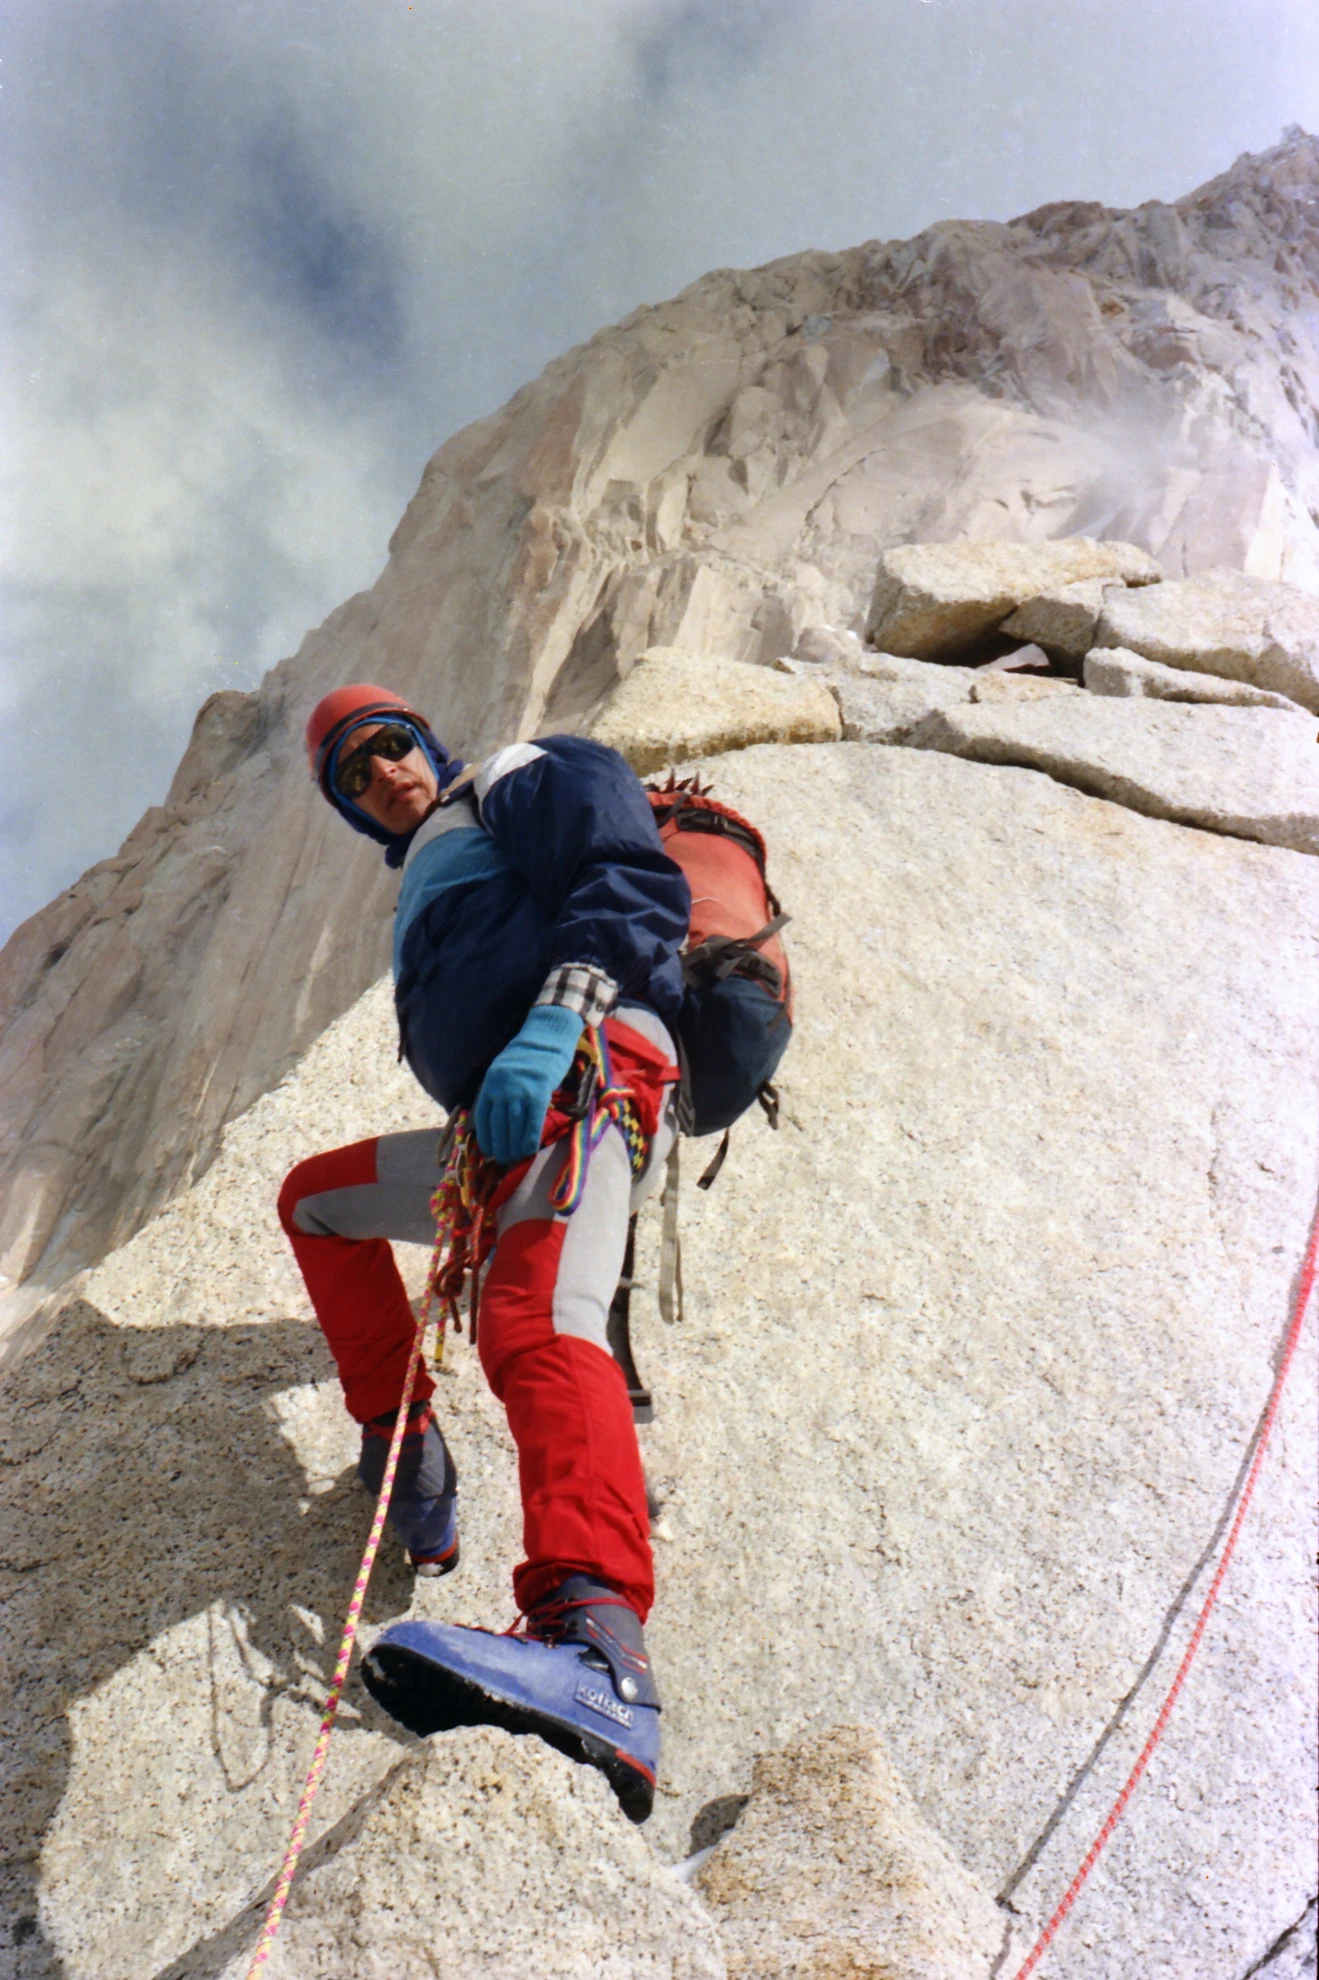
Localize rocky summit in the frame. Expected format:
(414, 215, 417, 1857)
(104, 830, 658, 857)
(0, 135, 1316, 1980)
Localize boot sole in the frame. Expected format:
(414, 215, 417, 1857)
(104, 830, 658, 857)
(361, 1638, 655, 1823)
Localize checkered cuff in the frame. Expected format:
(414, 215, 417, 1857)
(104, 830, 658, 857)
(535, 962, 618, 1029)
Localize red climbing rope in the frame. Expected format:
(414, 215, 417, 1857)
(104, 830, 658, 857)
(1009, 1186, 1319, 1980)
(243, 1303, 425, 1977)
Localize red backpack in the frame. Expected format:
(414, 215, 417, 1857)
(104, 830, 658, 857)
(645, 776, 793, 1143)
(608, 778, 795, 1404)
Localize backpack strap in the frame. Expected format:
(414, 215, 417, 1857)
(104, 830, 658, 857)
(681, 914, 791, 989)
(696, 1130, 732, 1189)
(657, 799, 767, 870)
(693, 1078, 779, 1193)
(657, 1142, 684, 1327)
(435, 762, 481, 806)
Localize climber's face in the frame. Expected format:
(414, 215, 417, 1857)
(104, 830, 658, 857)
(336, 723, 439, 833)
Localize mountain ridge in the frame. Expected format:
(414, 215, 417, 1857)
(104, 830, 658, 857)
(2, 129, 1317, 1345)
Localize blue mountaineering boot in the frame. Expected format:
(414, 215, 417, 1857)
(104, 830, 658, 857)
(360, 1575, 661, 1822)
(358, 1399, 460, 1577)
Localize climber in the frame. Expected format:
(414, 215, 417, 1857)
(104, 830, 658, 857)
(277, 683, 690, 1821)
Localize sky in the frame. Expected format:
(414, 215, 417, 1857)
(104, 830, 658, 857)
(3, 0, 1317, 943)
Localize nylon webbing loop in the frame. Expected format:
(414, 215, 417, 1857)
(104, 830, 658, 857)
(697, 1129, 732, 1189)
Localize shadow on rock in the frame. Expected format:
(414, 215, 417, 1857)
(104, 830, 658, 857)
(0, 1299, 413, 1979)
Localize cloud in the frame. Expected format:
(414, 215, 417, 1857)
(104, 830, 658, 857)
(2, 0, 1316, 938)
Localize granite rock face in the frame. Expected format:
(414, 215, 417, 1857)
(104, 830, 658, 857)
(1253, 1902, 1318, 1980)
(828, 652, 976, 742)
(3, 745, 1314, 1980)
(911, 698, 1319, 855)
(5, 132, 1319, 1327)
(834, 675, 973, 743)
(696, 1725, 1003, 1979)
(3, 129, 1319, 1980)
(831, 650, 1079, 742)
(866, 537, 1159, 659)
(590, 646, 841, 772)
(1084, 644, 1308, 708)
(859, 651, 980, 690)
(1094, 568, 1319, 711)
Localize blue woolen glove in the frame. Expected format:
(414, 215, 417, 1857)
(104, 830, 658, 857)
(473, 1004, 585, 1165)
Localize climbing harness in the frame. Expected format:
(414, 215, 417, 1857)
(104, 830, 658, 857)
(1006, 1184, 1319, 1979)
(244, 1113, 494, 1976)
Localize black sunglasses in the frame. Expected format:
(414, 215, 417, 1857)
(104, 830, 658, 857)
(333, 723, 420, 800)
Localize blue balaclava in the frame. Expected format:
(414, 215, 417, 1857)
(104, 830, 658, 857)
(307, 687, 466, 869)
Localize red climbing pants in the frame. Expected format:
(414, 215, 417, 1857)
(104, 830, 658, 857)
(278, 1010, 678, 1622)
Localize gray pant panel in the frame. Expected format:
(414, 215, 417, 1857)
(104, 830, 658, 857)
(291, 1128, 443, 1244)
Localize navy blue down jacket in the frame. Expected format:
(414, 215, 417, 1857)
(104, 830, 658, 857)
(393, 734, 690, 1111)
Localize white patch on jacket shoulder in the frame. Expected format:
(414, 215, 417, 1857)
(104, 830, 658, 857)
(402, 791, 479, 868)
(475, 742, 545, 805)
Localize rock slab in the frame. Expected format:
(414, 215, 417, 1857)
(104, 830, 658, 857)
(968, 670, 1079, 703)
(910, 696, 1319, 855)
(834, 659, 975, 742)
(244, 1729, 726, 1980)
(589, 646, 841, 772)
(697, 1724, 1002, 1979)
(1001, 577, 1113, 659)
(1084, 644, 1308, 709)
(1094, 569, 1319, 713)
(834, 658, 1076, 741)
(867, 538, 1160, 661)
(794, 624, 867, 671)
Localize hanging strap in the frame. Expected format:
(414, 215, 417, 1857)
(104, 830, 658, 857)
(697, 1129, 732, 1189)
(657, 1141, 684, 1326)
(604, 1214, 653, 1423)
